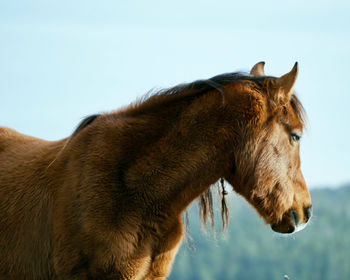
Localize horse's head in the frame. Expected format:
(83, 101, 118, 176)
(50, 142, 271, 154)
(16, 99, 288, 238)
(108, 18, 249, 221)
(224, 62, 312, 234)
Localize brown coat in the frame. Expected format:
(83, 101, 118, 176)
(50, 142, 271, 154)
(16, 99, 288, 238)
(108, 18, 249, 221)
(0, 63, 311, 279)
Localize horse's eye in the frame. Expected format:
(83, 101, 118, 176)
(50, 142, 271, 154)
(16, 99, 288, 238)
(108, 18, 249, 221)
(290, 133, 301, 142)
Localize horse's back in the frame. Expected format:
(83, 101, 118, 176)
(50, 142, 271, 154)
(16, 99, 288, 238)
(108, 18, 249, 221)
(0, 127, 57, 279)
(0, 126, 39, 142)
(0, 126, 44, 156)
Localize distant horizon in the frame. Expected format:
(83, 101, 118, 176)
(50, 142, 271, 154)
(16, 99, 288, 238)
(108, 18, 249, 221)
(310, 181, 350, 190)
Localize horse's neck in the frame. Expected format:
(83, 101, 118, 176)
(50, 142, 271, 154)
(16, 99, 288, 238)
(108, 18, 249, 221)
(123, 92, 227, 216)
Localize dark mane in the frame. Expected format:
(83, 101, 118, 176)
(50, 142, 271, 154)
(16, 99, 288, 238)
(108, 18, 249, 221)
(71, 74, 306, 139)
(119, 72, 306, 126)
(72, 114, 100, 136)
(123, 72, 256, 116)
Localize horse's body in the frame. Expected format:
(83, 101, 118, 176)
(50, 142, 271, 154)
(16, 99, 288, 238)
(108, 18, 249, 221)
(0, 63, 312, 279)
(0, 129, 58, 279)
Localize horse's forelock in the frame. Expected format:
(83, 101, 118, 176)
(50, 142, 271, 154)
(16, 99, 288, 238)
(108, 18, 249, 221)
(290, 94, 307, 128)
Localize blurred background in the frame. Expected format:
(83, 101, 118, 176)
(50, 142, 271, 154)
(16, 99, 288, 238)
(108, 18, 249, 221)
(1, 1, 349, 279)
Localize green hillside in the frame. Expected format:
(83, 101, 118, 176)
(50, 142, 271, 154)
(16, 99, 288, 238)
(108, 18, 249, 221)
(170, 185, 350, 280)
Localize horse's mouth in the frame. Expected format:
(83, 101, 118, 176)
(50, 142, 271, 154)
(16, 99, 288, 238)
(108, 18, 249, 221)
(270, 207, 312, 234)
(271, 222, 296, 234)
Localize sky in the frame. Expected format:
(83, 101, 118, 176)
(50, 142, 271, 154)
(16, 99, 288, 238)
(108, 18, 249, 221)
(0, 0, 349, 188)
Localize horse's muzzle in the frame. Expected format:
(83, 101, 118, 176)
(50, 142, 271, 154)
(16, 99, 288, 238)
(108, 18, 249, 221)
(271, 206, 312, 234)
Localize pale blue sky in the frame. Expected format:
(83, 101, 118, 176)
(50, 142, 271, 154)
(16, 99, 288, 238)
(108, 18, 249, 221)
(0, 0, 349, 187)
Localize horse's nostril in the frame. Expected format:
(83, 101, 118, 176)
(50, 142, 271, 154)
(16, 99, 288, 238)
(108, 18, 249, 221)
(305, 205, 312, 221)
(290, 210, 298, 226)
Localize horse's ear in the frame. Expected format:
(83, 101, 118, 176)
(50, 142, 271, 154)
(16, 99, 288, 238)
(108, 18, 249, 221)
(250, 61, 265, 77)
(275, 62, 298, 102)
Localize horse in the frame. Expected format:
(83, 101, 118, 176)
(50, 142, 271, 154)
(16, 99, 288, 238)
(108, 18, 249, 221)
(0, 62, 312, 279)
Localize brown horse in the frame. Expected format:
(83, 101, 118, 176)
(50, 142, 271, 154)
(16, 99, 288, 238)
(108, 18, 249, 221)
(0, 62, 312, 279)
